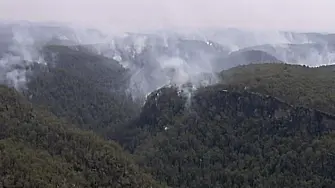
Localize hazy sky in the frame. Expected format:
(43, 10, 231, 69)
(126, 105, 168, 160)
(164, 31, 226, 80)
(0, 0, 334, 32)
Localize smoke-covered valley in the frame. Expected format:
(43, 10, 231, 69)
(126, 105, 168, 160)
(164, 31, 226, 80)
(3, 6, 335, 186)
(1, 21, 335, 98)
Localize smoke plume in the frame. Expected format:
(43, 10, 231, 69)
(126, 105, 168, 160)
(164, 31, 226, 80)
(1, 21, 335, 99)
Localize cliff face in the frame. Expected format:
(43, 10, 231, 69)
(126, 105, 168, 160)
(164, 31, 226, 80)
(111, 84, 335, 188)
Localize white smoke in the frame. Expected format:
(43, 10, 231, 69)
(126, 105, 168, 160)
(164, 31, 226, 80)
(175, 28, 309, 50)
(0, 23, 47, 89)
(125, 55, 218, 98)
(1, 21, 335, 98)
(243, 43, 335, 67)
(96, 28, 335, 100)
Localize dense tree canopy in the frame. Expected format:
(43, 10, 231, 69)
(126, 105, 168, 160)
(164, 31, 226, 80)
(114, 84, 335, 188)
(219, 63, 335, 114)
(4, 48, 335, 188)
(24, 45, 140, 136)
(0, 85, 164, 188)
(108, 63, 335, 187)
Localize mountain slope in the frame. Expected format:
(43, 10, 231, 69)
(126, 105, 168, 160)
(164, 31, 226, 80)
(23, 45, 139, 136)
(0, 85, 164, 188)
(214, 50, 282, 70)
(220, 63, 335, 114)
(113, 84, 335, 188)
(241, 43, 335, 66)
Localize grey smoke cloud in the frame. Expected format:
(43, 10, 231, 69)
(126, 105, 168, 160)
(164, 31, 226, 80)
(1, 0, 335, 32)
(1, 0, 335, 99)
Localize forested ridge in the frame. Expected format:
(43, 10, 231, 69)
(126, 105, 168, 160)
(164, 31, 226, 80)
(0, 85, 164, 188)
(219, 63, 335, 114)
(2, 43, 335, 188)
(113, 85, 335, 187)
(24, 45, 140, 136)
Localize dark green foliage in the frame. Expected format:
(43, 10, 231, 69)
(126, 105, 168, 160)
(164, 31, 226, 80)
(220, 63, 335, 114)
(111, 86, 187, 152)
(113, 82, 335, 188)
(0, 139, 80, 188)
(0, 85, 163, 188)
(11, 51, 335, 188)
(24, 45, 139, 135)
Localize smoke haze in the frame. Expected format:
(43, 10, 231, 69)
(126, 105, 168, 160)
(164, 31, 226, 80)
(1, 1, 335, 98)
(1, 0, 335, 33)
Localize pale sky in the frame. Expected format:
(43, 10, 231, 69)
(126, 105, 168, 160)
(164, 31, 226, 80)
(0, 0, 334, 32)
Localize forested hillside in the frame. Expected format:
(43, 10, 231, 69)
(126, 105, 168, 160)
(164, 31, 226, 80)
(4, 49, 335, 188)
(220, 63, 335, 113)
(112, 84, 335, 188)
(108, 63, 335, 187)
(4, 18, 335, 188)
(23, 45, 140, 136)
(0, 85, 164, 188)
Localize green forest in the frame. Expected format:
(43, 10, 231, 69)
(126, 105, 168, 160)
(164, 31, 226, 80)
(0, 85, 163, 188)
(2, 45, 335, 187)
